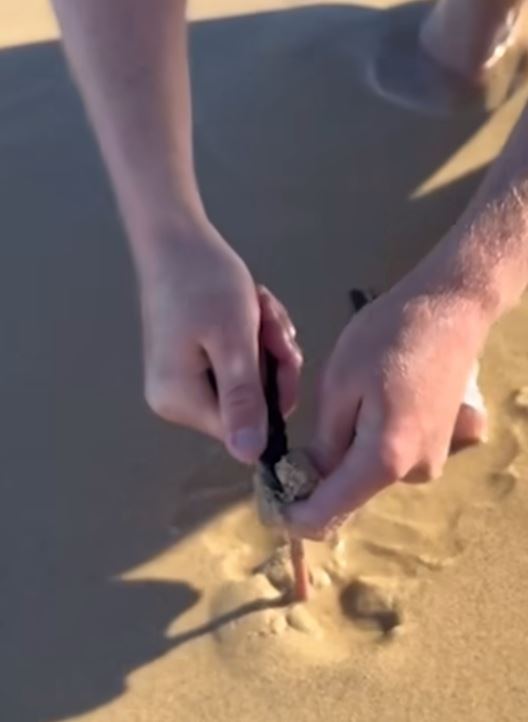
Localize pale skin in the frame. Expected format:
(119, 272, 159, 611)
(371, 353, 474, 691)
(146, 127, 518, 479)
(421, 0, 528, 81)
(52, 0, 302, 465)
(52, 0, 528, 539)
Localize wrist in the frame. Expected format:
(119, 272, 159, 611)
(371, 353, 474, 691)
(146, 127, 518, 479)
(424, 175, 528, 322)
(392, 242, 497, 345)
(405, 223, 523, 328)
(126, 208, 231, 296)
(121, 176, 207, 237)
(123, 192, 212, 270)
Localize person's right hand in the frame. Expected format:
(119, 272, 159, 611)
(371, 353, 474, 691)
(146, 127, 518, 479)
(284, 282, 488, 540)
(136, 218, 302, 464)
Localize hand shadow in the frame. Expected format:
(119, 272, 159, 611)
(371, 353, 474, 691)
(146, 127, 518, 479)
(1, 580, 200, 720)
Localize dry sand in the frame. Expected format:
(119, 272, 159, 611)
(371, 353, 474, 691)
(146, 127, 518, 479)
(1, 1, 528, 721)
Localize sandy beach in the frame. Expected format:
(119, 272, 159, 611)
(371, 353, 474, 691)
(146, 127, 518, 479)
(1, 1, 528, 720)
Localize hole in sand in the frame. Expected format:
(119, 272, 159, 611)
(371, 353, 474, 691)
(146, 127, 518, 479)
(340, 580, 401, 635)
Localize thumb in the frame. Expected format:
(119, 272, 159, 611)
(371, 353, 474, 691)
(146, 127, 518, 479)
(452, 363, 487, 450)
(206, 327, 267, 464)
(310, 368, 361, 475)
(286, 421, 392, 540)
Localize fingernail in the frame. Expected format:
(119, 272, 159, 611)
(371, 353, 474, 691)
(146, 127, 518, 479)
(228, 428, 265, 463)
(282, 504, 326, 541)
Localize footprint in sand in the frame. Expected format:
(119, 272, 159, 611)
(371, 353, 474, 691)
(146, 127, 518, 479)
(203, 404, 523, 668)
(351, 408, 522, 576)
(207, 526, 405, 667)
(340, 578, 401, 636)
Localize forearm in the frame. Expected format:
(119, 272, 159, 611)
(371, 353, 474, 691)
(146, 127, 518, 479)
(52, 0, 205, 264)
(417, 104, 528, 320)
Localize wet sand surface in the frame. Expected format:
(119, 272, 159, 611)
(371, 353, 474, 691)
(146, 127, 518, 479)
(1, 1, 528, 721)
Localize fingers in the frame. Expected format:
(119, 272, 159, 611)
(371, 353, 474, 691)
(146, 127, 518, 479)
(145, 283, 301, 465)
(258, 286, 296, 340)
(205, 314, 267, 465)
(452, 363, 487, 450)
(258, 287, 303, 416)
(452, 405, 487, 449)
(289, 368, 487, 540)
(285, 416, 397, 539)
(310, 357, 361, 475)
(289, 337, 363, 539)
(145, 365, 223, 440)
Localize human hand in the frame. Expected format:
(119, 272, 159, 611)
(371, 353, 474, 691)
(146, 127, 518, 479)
(285, 282, 489, 539)
(137, 218, 302, 463)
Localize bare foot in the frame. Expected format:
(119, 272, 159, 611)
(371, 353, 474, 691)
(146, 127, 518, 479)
(420, 0, 526, 84)
(369, 1, 528, 115)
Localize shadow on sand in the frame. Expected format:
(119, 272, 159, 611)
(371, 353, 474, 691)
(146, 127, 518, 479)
(0, 3, 495, 720)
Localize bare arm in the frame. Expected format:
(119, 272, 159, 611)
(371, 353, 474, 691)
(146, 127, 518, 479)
(52, 0, 203, 270)
(288, 106, 528, 539)
(52, 0, 302, 459)
(417, 104, 528, 319)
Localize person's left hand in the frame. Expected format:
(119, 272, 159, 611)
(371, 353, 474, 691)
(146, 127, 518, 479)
(285, 279, 490, 540)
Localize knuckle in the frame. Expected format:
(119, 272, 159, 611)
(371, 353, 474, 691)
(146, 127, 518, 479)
(257, 284, 271, 300)
(145, 382, 180, 422)
(224, 381, 258, 411)
(206, 322, 232, 348)
(290, 344, 304, 368)
(258, 285, 282, 311)
(222, 329, 258, 362)
(258, 289, 274, 313)
(260, 300, 283, 328)
(376, 436, 410, 481)
(258, 288, 294, 333)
